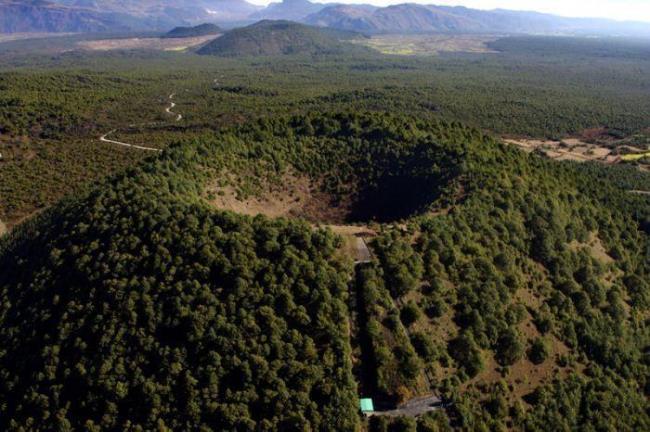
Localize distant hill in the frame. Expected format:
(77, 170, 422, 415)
(162, 23, 221, 38)
(250, 0, 326, 22)
(198, 19, 365, 57)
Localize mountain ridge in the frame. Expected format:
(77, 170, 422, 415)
(0, 0, 138, 33)
(305, 2, 650, 35)
(0, 0, 262, 33)
(2, 0, 650, 38)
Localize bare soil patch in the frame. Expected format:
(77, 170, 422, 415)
(207, 171, 351, 223)
(504, 138, 615, 163)
(0, 218, 6, 237)
(505, 128, 650, 169)
(207, 172, 379, 262)
(77, 35, 220, 52)
(568, 232, 614, 265)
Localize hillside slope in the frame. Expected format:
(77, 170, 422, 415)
(198, 19, 365, 57)
(162, 23, 221, 38)
(1, 112, 649, 430)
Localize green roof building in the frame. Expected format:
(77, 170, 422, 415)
(359, 398, 374, 413)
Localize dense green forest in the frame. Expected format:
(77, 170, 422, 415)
(1, 35, 650, 430)
(2, 111, 649, 430)
(2, 35, 650, 228)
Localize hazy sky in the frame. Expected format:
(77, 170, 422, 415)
(247, 0, 650, 22)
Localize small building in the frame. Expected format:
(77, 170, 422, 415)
(359, 398, 375, 414)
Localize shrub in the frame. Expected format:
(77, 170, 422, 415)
(496, 328, 524, 366)
(401, 302, 422, 327)
(528, 338, 550, 365)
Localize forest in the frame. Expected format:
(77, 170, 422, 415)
(2, 35, 650, 227)
(0, 35, 649, 431)
(1, 110, 649, 430)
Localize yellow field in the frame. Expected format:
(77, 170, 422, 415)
(621, 151, 650, 161)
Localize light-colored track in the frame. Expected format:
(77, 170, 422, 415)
(98, 92, 183, 151)
(99, 130, 162, 152)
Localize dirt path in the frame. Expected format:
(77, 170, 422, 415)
(166, 93, 182, 121)
(99, 130, 162, 152)
(98, 92, 183, 151)
(354, 237, 372, 264)
(369, 395, 443, 417)
(630, 190, 650, 196)
(326, 225, 375, 264)
(350, 234, 442, 417)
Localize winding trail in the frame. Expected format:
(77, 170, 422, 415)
(166, 93, 182, 121)
(98, 92, 182, 152)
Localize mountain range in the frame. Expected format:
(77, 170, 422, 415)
(0, 0, 142, 33)
(304, 4, 650, 36)
(0, 0, 261, 33)
(1, 0, 649, 37)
